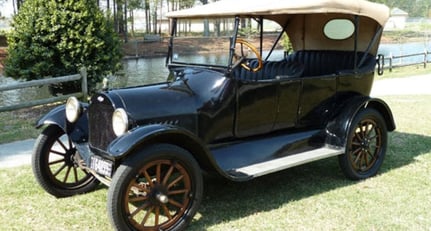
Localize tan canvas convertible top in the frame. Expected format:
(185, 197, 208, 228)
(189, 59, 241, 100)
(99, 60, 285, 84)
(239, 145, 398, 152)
(167, 0, 389, 53)
(166, 0, 389, 26)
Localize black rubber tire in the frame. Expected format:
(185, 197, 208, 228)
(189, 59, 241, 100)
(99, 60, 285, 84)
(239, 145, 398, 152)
(32, 125, 99, 198)
(339, 108, 388, 180)
(107, 144, 203, 231)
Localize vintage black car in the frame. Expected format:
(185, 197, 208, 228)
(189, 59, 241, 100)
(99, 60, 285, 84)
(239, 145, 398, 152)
(32, 0, 395, 230)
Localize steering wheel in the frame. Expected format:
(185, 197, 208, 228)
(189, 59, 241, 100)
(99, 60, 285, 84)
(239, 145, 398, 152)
(234, 38, 263, 72)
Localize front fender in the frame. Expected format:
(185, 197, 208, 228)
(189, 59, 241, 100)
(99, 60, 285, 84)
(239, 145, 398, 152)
(106, 124, 220, 175)
(326, 96, 395, 147)
(36, 104, 89, 143)
(107, 124, 208, 158)
(36, 105, 67, 130)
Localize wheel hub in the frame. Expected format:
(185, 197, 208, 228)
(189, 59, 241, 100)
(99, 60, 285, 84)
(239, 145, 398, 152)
(64, 147, 77, 166)
(361, 138, 370, 150)
(156, 192, 169, 204)
(149, 184, 169, 205)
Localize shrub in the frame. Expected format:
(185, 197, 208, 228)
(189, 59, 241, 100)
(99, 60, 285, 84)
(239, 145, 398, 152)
(4, 0, 122, 95)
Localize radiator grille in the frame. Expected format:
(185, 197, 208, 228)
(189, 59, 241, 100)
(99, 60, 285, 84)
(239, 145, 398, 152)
(88, 101, 116, 151)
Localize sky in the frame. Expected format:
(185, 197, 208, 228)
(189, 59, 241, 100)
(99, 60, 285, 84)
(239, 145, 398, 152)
(0, 0, 14, 18)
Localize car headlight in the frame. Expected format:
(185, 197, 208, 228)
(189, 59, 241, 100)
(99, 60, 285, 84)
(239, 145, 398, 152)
(112, 108, 129, 137)
(65, 97, 81, 123)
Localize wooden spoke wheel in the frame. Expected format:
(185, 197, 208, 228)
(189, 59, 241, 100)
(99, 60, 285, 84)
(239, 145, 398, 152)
(108, 144, 203, 231)
(32, 125, 99, 198)
(339, 108, 388, 180)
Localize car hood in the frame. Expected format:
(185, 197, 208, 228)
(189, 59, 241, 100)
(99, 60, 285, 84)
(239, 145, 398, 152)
(97, 68, 230, 126)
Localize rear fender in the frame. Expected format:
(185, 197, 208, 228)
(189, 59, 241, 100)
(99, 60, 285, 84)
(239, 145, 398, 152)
(326, 96, 395, 147)
(107, 124, 219, 173)
(36, 104, 89, 143)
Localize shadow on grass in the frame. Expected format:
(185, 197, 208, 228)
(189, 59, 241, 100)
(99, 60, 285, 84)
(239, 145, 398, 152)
(188, 131, 431, 229)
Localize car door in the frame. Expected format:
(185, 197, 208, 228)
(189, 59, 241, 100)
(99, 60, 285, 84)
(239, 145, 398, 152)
(297, 76, 337, 127)
(234, 80, 278, 137)
(235, 77, 302, 137)
(272, 78, 302, 130)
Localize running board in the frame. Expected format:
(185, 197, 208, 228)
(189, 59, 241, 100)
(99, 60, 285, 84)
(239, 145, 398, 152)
(227, 147, 344, 180)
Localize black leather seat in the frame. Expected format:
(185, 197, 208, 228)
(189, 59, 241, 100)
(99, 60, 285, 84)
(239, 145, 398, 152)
(233, 59, 304, 81)
(285, 50, 376, 77)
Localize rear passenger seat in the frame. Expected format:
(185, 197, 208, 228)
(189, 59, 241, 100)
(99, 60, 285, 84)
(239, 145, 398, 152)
(232, 50, 376, 81)
(285, 50, 376, 77)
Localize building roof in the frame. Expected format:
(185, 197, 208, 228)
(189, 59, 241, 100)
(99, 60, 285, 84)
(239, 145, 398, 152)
(391, 8, 408, 16)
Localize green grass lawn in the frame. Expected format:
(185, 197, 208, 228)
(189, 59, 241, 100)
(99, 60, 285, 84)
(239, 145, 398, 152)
(0, 104, 57, 144)
(0, 94, 430, 230)
(378, 65, 431, 79)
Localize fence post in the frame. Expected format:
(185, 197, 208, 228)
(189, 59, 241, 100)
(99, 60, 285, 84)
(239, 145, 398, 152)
(80, 67, 88, 102)
(424, 49, 427, 69)
(389, 52, 393, 72)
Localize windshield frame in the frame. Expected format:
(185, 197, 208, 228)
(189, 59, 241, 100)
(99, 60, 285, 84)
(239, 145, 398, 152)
(166, 17, 288, 73)
(166, 17, 240, 72)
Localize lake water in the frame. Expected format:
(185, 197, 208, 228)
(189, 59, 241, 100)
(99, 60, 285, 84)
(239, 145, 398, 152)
(1, 42, 430, 106)
(378, 41, 431, 65)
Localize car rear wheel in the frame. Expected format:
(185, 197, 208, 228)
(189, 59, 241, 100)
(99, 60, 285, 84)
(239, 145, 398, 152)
(339, 108, 388, 180)
(108, 144, 203, 231)
(32, 125, 99, 198)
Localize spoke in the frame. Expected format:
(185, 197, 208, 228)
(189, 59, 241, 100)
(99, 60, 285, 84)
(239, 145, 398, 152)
(366, 149, 378, 162)
(371, 144, 381, 150)
(49, 158, 65, 166)
(358, 124, 365, 138)
(355, 153, 364, 169)
(156, 163, 161, 183)
(161, 204, 173, 220)
(68, 137, 73, 151)
(56, 138, 69, 152)
(354, 131, 363, 142)
(363, 150, 369, 166)
(162, 165, 175, 185)
(352, 141, 362, 146)
(168, 189, 189, 196)
(131, 182, 151, 193)
(73, 166, 79, 183)
(154, 206, 160, 226)
(168, 198, 184, 209)
(63, 166, 72, 183)
(167, 175, 184, 190)
(140, 205, 154, 226)
(368, 134, 378, 141)
(353, 152, 362, 166)
(128, 196, 149, 203)
(351, 147, 362, 156)
(365, 122, 375, 137)
(50, 149, 66, 156)
(129, 202, 151, 218)
(52, 163, 67, 177)
(143, 169, 154, 188)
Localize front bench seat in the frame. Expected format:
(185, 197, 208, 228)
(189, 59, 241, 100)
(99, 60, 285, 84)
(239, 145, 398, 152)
(233, 60, 304, 81)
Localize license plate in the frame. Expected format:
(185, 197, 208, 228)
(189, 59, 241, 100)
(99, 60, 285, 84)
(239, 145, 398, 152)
(90, 156, 113, 177)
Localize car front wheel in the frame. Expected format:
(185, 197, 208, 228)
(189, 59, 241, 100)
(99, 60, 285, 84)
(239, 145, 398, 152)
(32, 125, 99, 198)
(339, 108, 388, 180)
(108, 144, 203, 231)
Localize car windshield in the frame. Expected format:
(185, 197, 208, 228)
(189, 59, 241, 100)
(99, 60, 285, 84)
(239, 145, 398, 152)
(169, 17, 287, 68)
(170, 18, 235, 67)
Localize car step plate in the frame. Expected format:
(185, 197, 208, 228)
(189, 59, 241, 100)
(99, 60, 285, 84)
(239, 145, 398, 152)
(230, 147, 344, 178)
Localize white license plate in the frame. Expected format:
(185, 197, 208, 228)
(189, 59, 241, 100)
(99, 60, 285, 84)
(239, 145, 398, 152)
(90, 156, 113, 177)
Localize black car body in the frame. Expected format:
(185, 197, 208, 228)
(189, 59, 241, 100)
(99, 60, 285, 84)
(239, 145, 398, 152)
(33, 0, 395, 230)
